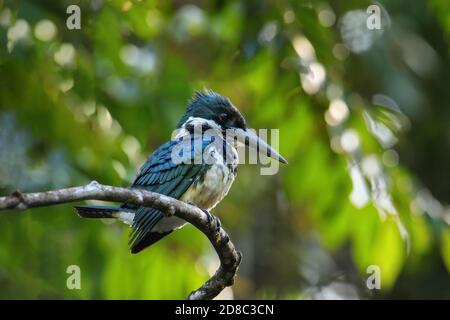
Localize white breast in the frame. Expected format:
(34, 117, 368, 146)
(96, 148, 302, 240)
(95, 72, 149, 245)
(181, 142, 238, 210)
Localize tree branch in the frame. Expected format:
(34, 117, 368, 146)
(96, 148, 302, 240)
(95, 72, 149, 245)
(0, 181, 241, 300)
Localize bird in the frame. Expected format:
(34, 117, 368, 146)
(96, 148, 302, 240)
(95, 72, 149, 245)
(75, 90, 287, 254)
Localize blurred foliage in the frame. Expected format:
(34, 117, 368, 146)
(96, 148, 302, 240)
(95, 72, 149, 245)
(0, 0, 449, 299)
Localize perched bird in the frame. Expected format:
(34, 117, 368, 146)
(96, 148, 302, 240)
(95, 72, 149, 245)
(75, 90, 287, 253)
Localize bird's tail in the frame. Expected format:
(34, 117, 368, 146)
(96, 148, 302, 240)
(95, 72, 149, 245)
(74, 205, 121, 219)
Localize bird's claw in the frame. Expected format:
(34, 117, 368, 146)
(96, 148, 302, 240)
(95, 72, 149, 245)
(202, 209, 221, 234)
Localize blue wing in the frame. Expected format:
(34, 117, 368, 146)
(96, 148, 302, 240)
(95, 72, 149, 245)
(127, 136, 213, 253)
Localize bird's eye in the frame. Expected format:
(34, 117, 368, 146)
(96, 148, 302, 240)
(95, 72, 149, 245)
(218, 112, 229, 121)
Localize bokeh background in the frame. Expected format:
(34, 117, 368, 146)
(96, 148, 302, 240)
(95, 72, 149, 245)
(0, 0, 449, 299)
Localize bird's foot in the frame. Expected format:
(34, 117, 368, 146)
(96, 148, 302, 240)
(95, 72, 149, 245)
(198, 208, 229, 246)
(202, 209, 221, 232)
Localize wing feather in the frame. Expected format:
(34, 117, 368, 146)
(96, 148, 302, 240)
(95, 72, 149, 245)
(127, 138, 212, 252)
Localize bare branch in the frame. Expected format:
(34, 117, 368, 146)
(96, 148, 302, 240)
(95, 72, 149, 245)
(0, 181, 241, 300)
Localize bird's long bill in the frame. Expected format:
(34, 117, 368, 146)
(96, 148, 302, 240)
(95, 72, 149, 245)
(228, 128, 288, 164)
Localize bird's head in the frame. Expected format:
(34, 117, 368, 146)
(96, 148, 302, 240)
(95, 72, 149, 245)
(177, 90, 287, 164)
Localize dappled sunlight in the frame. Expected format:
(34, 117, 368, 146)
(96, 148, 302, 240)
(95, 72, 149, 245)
(34, 19, 57, 42)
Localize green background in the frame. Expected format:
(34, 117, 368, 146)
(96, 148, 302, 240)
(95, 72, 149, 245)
(0, 0, 449, 299)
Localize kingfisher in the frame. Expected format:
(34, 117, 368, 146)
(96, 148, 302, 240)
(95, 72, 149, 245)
(75, 90, 287, 254)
